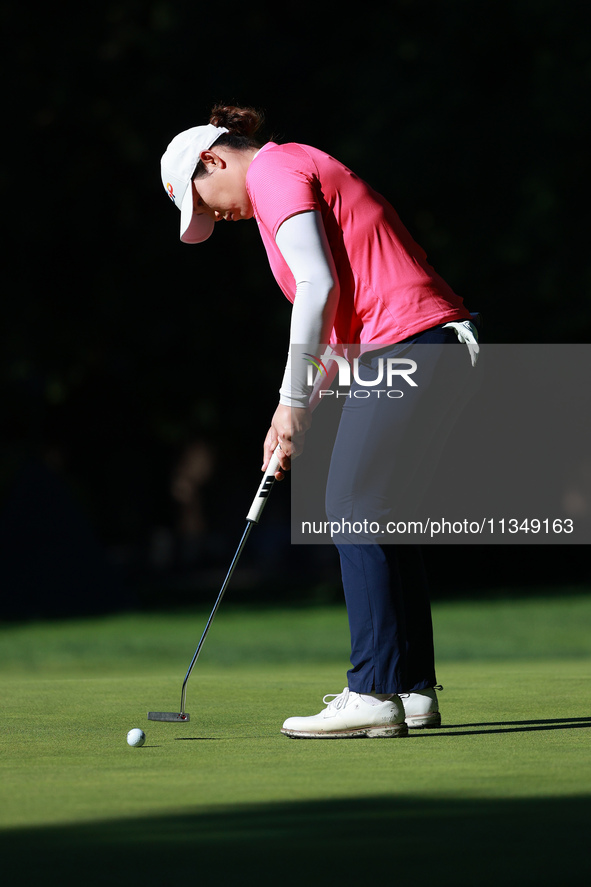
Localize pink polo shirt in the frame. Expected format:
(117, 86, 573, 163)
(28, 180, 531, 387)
(246, 142, 470, 346)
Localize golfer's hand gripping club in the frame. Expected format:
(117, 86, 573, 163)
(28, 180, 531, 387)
(247, 445, 282, 523)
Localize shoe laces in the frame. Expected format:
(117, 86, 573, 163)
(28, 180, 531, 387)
(322, 688, 351, 710)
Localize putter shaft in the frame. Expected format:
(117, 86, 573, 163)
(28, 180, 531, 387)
(179, 520, 253, 715)
(148, 447, 282, 723)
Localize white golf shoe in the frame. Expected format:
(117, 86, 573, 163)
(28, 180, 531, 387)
(401, 687, 441, 728)
(281, 688, 408, 739)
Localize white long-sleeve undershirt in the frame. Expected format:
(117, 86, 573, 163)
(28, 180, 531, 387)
(275, 210, 340, 408)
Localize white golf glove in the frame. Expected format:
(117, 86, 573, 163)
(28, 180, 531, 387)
(442, 319, 480, 367)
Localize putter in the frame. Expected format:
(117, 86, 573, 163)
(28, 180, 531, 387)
(148, 445, 283, 723)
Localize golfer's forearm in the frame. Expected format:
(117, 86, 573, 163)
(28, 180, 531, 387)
(274, 211, 339, 408)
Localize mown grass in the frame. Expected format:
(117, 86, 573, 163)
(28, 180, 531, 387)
(0, 590, 590, 886)
(1, 588, 590, 676)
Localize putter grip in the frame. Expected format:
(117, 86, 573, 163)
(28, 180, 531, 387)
(246, 446, 282, 523)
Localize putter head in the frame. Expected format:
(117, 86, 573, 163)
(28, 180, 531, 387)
(147, 712, 190, 722)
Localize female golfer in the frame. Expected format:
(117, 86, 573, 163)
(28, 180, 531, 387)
(160, 105, 479, 738)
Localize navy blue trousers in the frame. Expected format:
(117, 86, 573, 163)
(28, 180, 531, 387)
(325, 326, 472, 694)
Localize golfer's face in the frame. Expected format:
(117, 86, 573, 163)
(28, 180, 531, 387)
(192, 162, 253, 225)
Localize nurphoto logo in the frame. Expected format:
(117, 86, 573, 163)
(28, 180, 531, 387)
(303, 349, 418, 399)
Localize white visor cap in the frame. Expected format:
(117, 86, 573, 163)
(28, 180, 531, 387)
(160, 123, 229, 243)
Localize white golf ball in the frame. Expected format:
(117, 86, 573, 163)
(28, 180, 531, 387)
(126, 728, 146, 747)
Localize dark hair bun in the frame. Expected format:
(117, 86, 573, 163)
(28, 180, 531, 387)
(209, 105, 264, 138)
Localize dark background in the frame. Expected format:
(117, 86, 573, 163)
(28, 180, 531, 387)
(1, 0, 590, 617)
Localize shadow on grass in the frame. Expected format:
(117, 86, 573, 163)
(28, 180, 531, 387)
(2, 795, 589, 886)
(414, 715, 591, 737)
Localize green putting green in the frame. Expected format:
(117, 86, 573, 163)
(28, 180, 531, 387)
(1, 591, 590, 885)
